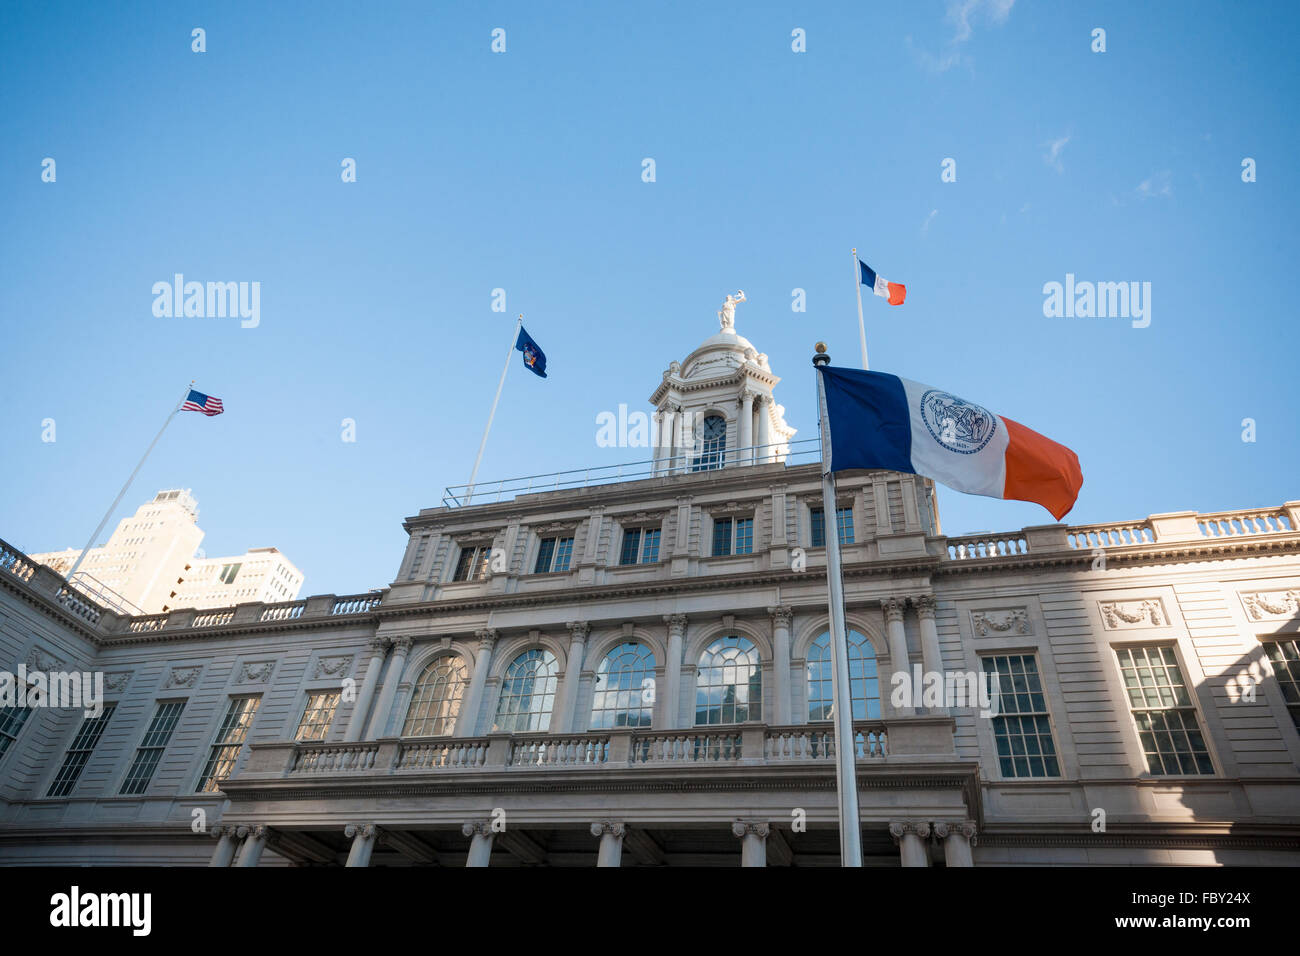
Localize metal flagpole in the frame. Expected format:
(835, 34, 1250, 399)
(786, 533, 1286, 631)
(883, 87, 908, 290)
(65, 381, 194, 586)
(851, 248, 869, 370)
(465, 313, 524, 505)
(813, 342, 864, 866)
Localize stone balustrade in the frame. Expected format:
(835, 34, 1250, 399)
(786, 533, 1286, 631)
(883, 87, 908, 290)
(243, 720, 902, 783)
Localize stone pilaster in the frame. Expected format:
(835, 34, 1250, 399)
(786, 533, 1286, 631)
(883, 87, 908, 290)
(344, 637, 390, 742)
(662, 614, 688, 729)
(458, 629, 496, 737)
(883, 597, 912, 715)
(768, 605, 794, 725)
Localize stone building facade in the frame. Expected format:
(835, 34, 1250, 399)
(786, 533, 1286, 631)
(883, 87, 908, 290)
(2, 323, 1298, 866)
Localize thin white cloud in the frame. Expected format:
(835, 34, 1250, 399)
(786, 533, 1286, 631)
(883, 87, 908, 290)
(1136, 170, 1173, 199)
(921, 208, 939, 236)
(1043, 134, 1070, 173)
(911, 0, 1016, 73)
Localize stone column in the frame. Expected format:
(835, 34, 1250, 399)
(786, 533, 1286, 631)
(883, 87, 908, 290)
(345, 824, 377, 868)
(234, 825, 267, 868)
(652, 408, 665, 475)
(915, 594, 945, 700)
(558, 622, 590, 732)
(669, 404, 684, 473)
(366, 636, 413, 739)
(458, 629, 497, 737)
(732, 821, 769, 867)
(889, 821, 931, 867)
(933, 821, 976, 867)
(883, 597, 912, 715)
(591, 821, 626, 867)
(756, 395, 772, 463)
(662, 614, 687, 729)
(768, 606, 793, 725)
(738, 390, 755, 465)
(462, 820, 495, 867)
(344, 637, 390, 742)
(208, 825, 239, 867)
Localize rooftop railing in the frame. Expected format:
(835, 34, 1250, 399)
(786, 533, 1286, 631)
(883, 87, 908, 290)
(443, 438, 821, 507)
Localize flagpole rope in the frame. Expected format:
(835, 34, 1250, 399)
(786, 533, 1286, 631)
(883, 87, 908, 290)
(466, 314, 523, 505)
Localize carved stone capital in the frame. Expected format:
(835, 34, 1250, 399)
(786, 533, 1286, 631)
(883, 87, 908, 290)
(367, 636, 391, 655)
(932, 822, 950, 840)
(210, 825, 229, 840)
(914, 594, 937, 620)
(345, 823, 377, 840)
(567, 621, 591, 642)
(590, 821, 626, 838)
(731, 820, 770, 839)
(390, 636, 415, 655)
(461, 820, 492, 837)
(475, 628, 498, 649)
(882, 597, 907, 624)
(959, 822, 978, 845)
(235, 824, 266, 841)
(767, 605, 794, 629)
(663, 613, 688, 637)
(888, 820, 930, 843)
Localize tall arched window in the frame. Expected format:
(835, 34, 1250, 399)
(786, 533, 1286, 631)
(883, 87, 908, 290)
(807, 630, 880, 721)
(493, 649, 559, 732)
(402, 656, 469, 736)
(692, 414, 726, 471)
(695, 636, 761, 725)
(590, 642, 656, 729)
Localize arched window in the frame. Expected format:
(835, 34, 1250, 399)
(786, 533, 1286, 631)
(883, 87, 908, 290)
(493, 649, 559, 733)
(807, 630, 880, 721)
(590, 642, 656, 729)
(402, 656, 469, 736)
(695, 636, 761, 725)
(692, 414, 726, 471)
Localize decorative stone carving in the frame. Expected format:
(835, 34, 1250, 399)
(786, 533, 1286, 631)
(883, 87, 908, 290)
(931, 821, 978, 845)
(475, 628, 498, 648)
(1241, 589, 1300, 621)
(163, 666, 202, 689)
(25, 647, 65, 672)
(731, 820, 770, 838)
(971, 608, 1030, 636)
(567, 621, 591, 641)
(1099, 599, 1165, 630)
(590, 821, 627, 838)
(461, 820, 492, 837)
(344, 823, 376, 840)
(768, 605, 794, 629)
(236, 660, 276, 684)
(888, 820, 931, 842)
(663, 614, 688, 636)
(313, 655, 354, 679)
(390, 637, 415, 655)
(914, 594, 938, 620)
(103, 673, 132, 693)
(882, 597, 906, 624)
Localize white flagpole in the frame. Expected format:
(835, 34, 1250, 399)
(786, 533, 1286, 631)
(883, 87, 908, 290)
(465, 313, 524, 505)
(852, 247, 869, 370)
(65, 381, 194, 586)
(813, 342, 864, 867)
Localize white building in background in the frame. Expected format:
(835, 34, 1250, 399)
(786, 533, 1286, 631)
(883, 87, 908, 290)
(28, 490, 303, 614)
(0, 302, 1298, 867)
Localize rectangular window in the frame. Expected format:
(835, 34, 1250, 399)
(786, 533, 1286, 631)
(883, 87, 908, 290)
(712, 518, 733, 557)
(712, 516, 754, 557)
(619, 527, 660, 564)
(810, 506, 854, 547)
(47, 704, 117, 797)
(196, 697, 260, 792)
(452, 545, 491, 582)
(641, 528, 660, 563)
(533, 536, 574, 574)
(981, 654, 1060, 778)
(0, 706, 35, 761)
(218, 563, 241, 584)
(1115, 645, 1214, 776)
(619, 528, 641, 565)
(1263, 638, 1300, 733)
(120, 701, 185, 795)
(295, 691, 341, 741)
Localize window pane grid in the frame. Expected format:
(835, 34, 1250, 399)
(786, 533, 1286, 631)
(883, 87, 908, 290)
(403, 657, 469, 736)
(1264, 639, 1300, 733)
(590, 643, 657, 729)
(641, 528, 660, 563)
(0, 706, 34, 760)
(197, 697, 260, 793)
(712, 518, 732, 557)
(494, 649, 559, 733)
(735, 517, 753, 555)
(982, 654, 1060, 778)
(695, 636, 761, 725)
(807, 630, 880, 721)
(120, 701, 184, 795)
(47, 704, 116, 797)
(1115, 645, 1213, 776)
(533, 538, 555, 574)
(295, 692, 341, 741)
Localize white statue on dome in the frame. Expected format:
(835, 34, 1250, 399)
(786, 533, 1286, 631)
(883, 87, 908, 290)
(717, 290, 746, 332)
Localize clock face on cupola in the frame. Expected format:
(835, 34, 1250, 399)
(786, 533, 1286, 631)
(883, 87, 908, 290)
(646, 292, 797, 475)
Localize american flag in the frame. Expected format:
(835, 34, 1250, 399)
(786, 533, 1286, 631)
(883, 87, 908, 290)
(181, 389, 224, 416)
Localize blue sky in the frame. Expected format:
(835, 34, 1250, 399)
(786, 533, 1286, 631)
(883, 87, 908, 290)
(1, 1, 1296, 596)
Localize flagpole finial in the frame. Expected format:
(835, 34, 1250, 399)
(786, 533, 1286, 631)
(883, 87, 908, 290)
(851, 247, 856, 254)
(813, 342, 830, 367)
